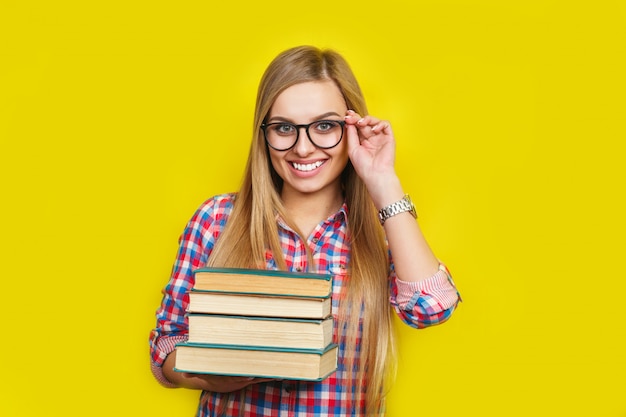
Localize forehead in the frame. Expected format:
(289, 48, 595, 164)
(269, 80, 346, 121)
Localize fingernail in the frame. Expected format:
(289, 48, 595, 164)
(357, 118, 365, 125)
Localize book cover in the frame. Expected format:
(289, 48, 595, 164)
(187, 314, 334, 349)
(174, 342, 338, 381)
(187, 289, 332, 319)
(192, 267, 333, 298)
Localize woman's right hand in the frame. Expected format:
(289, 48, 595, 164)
(179, 373, 275, 392)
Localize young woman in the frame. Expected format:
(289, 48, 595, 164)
(149, 45, 460, 416)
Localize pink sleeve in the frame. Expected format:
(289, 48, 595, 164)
(150, 335, 188, 388)
(395, 263, 460, 311)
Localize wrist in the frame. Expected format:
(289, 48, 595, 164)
(366, 174, 403, 210)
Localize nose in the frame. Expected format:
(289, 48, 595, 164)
(292, 126, 316, 156)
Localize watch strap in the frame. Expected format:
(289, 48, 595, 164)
(378, 194, 418, 225)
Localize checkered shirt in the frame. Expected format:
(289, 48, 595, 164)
(149, 193, 460, 416)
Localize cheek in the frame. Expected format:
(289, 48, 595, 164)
(268, 151, 286, 176)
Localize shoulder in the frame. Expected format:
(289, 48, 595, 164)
(183, 193, 236, 235)
(180, 193, 236, 245)
(192, 193, 237, 221)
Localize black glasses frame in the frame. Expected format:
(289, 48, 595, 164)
(260, 120, 346, 151)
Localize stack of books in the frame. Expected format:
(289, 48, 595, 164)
(174, 267, 337, 381)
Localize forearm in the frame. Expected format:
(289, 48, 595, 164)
(370, 175, 439, 283)
(162, 351, 197, 389)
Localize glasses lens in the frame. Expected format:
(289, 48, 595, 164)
(264, 123, 297, 150)
(308, 120, 344, 148)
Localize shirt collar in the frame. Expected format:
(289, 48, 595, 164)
(275, 201, 348, 231)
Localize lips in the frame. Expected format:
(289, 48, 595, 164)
(291, 160, 325, 172)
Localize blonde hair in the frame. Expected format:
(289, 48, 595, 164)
(207, 45, 396, 415)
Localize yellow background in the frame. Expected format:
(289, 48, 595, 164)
(1, 0, 625, 416)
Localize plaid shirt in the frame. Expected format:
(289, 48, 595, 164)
(150, 193, 460, 416)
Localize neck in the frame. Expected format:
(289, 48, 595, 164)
(281, 185, 344, 238)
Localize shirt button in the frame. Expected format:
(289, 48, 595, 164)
(311, 237, 319, 244)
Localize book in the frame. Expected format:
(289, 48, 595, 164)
(182, 268, 337, 380)
(174, 342, 338, 381)
(192, 267, 333, 298)
(187, 290, 332, 319)
(188, 314, 334, 350)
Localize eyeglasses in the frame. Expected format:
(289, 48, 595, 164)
(261, 120, 346, 151)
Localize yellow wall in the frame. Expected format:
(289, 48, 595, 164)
(1, 0, 625, 416)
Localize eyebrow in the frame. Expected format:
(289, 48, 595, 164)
(267, 111, 343, 123)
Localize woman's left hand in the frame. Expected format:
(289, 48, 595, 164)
(344, 110, 399, 199)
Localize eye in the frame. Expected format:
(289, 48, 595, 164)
(272, 123, 296, 135)
(312, 120, 341, 134)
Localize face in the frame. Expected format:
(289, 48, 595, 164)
(266, 80, 349, 202)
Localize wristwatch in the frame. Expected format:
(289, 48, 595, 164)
(378, 194, 418, 225)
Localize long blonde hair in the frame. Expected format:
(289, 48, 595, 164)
(207, 45, 396, 415)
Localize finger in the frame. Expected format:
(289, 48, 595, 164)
(250, 378, 275, 384)
(356, 122, 376, 140)
(371, 120, 392, 135)
(240, 377, 275, 389)
(357, 116, 388, 140)
(356, 115, 381, 128)
(344, 109, 361, 125)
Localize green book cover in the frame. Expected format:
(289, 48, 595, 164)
(176, 341, 337, 354)
(193, 267, 332, 281)
(186, 313, 329, 324)
(188, 288, 331, 299)
(174, 342, 338, 381)
(192, 267, 333, 298)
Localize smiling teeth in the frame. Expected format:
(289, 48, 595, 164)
(292, 161, 324, 172)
